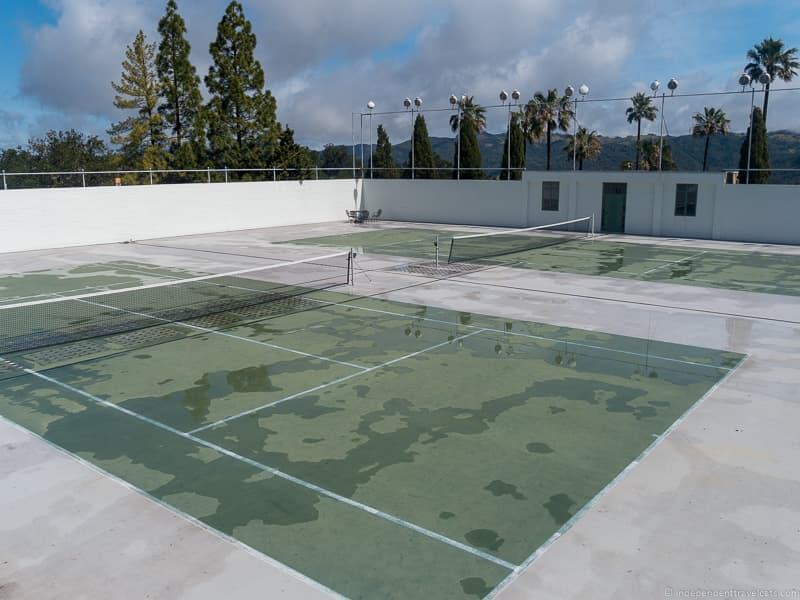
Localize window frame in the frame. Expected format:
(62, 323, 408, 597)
(674, 183, 698, 217)
(541, 181, 560, 212)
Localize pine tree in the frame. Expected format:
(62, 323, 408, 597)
(372, 125, 398, 178)
(156, 0, 202, 164)
(405, 114, 436, 179)
(272, 125, 315, 180)
(109, 30, 166, 169)
(205, 1, 279, 168)
(738, 107, 770, 183)
(500, 112, 525, 180)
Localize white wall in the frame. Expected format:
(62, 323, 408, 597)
(0, 179, 359, 253)
(362, 179, 526, 227)
(713, 184, 800, 244)
(361, 172, 800, 246)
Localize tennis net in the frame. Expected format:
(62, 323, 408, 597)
(447, 216, 594, 264)
(0, 251, 352, 355)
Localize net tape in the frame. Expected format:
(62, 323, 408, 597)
(447, 216, 593, 264)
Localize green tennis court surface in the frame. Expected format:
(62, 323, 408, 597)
(287, 228, 800, 297)
(0, 261, 743, 598)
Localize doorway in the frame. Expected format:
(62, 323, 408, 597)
(601, 182, 627, 233)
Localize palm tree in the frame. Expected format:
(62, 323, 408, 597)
(523, 89, 573, 170)
(563, 127, 601, 170)
(449, 96, 487, 133)
(691, 107, 731, 171)
(626, 92, 658, 170)
(745, 37, 799, 126)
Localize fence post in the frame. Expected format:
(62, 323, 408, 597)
(273, 167, 276, 181)
(315, 166, 319, 180)
(207, 167, 211, 184)
(81, 168, 86, 188)
(224, 166, 228, 183)
(149, 169, 153, 185)
(2, 170, 6, 190)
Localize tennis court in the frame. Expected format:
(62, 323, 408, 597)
(286, 223, 800, 297)
(0, 252, 742, 599)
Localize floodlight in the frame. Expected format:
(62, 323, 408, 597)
(758, 72, 772, 85)
(668, 78, 679, 91)
(367, 100, 375, 110)
(564, 85, 575, 97)
(738, 73, 751, 87)
(650, 80, 660, 92)
(499, 89, 509, 102)
(579, 84, 589, 96)
(449, 94, 458, 106)
(511, 89, 521, 101)
(414, 97, 422, 108)
(403, 97, 411, 109)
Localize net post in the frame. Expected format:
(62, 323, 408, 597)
(591, 214, 595, 237)
(81, 168, 86, 188)
(149, 169, 153, 185)
(207, 167, 211, 184)
(435, 235, 439, 268)
(273, 167, 277, 181)
(2, 170, 6, 190)
(224, 166, 228, 183)
(348, 249, 354, 285)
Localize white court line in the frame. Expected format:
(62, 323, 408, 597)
(190, 329, 487, 433)
(69, 296, 368, 372)
(4, 355, 516, 572)
(302, 297, 733, 373)
(0, 414, 347, 600)
(484, 355, 747, 599)
(618, 251, 708, 277)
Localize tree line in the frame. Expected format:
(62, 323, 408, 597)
(0, 6, 796, 185)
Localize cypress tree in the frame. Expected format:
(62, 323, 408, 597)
(109, 30, 166, 170)
(272, 125, 314, 179)
(406, 114, 436, 179)
(205, 1, 279, 169)
(454, 115, 483, 179)
(500, 112, 525, 180)
(738, 107, 770, 183)
(372, 125, 398, 178)
(156, 0, 202, 164)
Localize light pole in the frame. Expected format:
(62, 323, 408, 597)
(367, 100, 375, 179)
(742, 72, 771, 183)
(450, 94, 462, 180)
(565, 84, 589, 171)
(650, 78, 678, 171)
(499, 90, 520, 180)
(404, 97, 423, 179)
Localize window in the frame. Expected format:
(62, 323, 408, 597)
(675, 184, 698, 217)
(542, 181, 560, 211)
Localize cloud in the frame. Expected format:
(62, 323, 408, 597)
(13, 0, 800, 149)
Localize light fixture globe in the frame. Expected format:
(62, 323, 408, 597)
(650, 80, 660, 92)
(668, 78, 679, 91)
(579, 84, 589, 96)
(499, 89, 509, 102)
(367, 100, 375, 110)
(511, 89, 521, 101)
(758, 72, 772, 85)
(414, 97, 422, 108)
(738, 73, 752, 87)
(564, 85, 575, 97)
(403, 97, 411, 109)
(449, 94, 458, 106)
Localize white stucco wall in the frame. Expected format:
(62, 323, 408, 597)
(712, 184, 800, 244)
(0, 179, 359, 253)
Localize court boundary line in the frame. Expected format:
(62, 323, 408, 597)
(189, 329, 487, 433)
(301, 297, 736, 372)
(618, 251, 708, 277)
(483, 354, 747, 599)
(2, 355, 517, 572)
(0, 414, 347, 600)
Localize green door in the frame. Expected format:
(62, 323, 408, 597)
(601, 182, 627, 233)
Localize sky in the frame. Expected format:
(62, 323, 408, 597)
(1, 0, 799, 151)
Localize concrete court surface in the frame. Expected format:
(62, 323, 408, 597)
(1, 220, 799, 599)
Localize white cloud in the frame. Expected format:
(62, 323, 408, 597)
(13, 0, 800, 150)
